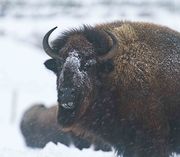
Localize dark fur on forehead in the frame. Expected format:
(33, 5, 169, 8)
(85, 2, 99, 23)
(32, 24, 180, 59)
(51, 25, 111, 55)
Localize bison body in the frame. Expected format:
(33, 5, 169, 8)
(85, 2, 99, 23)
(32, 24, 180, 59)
(43, 21, 180, 157)
(20, 104, 112, 151)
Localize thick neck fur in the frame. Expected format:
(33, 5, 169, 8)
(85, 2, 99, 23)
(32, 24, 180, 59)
(77, 88, 121, 145)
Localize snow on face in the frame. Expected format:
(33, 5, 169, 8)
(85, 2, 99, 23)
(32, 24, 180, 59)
(58, 50, 88, 88)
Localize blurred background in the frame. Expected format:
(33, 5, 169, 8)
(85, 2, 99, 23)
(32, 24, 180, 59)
(0, 0, 180, 157)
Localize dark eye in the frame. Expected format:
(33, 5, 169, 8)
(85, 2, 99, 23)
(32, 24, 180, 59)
(44, 59, 57, 73)
(81, 59, 96, 71)
(98, 60, 114, 73)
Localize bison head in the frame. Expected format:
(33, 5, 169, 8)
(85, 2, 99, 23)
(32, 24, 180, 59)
(43, 26, 118, 127)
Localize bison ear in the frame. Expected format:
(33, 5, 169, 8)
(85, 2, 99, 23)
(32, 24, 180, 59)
(83, 26, 111, 56)
(44, 59, 58, 74)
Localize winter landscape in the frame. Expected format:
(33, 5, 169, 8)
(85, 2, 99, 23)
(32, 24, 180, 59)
(0, 0, 180, 157)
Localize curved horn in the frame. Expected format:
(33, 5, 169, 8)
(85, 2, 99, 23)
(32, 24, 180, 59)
(98, 31, 118, 61)
(43, 26, 60, 59)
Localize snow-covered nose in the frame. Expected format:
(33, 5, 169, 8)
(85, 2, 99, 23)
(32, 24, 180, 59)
(58, 51, 87, 89)
(64, 51, 81, 73)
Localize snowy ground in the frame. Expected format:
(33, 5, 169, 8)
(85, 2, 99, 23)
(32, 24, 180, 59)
(0, 0, 180, 157)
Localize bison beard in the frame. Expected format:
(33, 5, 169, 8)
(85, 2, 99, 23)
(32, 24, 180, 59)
(20, 104, 112, 151)
(43, 21, 180, 157)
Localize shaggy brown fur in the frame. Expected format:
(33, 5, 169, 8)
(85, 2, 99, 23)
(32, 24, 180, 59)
(43, 21, 180, 157)
(20, 104, 112, 151)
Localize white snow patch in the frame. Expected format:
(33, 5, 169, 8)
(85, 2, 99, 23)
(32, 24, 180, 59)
(59, 50, 88, 88)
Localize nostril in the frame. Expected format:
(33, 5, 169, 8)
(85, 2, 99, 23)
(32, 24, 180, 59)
(58, 89, 65, 101)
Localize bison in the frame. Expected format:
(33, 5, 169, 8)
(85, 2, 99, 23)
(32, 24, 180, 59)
(20, 104, 112, 151)
(42, 21, 180, 157)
